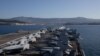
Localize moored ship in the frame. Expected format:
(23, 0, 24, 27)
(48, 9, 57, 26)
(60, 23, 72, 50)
(0, 26, 85, 56)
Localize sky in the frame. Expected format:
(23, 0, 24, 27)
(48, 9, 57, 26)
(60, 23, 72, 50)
(0, 0, 100, 19)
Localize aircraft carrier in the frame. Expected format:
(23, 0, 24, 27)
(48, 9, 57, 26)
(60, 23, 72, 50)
(0, 26, 85, 56)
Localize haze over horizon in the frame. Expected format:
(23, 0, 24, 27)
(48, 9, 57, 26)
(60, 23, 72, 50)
(0, 0, 100, 19)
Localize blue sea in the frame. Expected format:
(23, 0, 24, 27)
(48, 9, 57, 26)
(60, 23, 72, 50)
(0, 25, 100, 56)
(67, 25, 100, 56)
(0, 25, 47, 35)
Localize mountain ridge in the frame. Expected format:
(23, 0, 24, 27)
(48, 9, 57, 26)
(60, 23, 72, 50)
(10, 16, 100, 23)
(1, 16, 100, 25)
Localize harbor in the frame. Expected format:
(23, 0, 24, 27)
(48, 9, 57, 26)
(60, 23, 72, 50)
(0, 26, 85, 56)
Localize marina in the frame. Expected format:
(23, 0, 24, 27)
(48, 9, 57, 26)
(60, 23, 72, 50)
(0, 26, 85, 56)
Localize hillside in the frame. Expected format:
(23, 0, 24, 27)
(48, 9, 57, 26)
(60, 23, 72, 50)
(0, 19, 26, 25)
(11, 17, 100, 24)
(1, 17, 100, 25)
